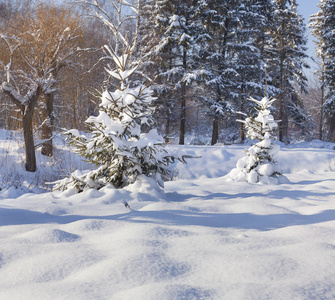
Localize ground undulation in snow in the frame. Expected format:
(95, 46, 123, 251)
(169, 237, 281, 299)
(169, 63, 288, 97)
(0, 134, 335, 299)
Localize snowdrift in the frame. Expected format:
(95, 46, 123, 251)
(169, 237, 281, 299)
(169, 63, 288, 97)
(0, 131, 335, 299)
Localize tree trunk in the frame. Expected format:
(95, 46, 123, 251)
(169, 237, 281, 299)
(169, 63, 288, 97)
(23, 106, 37, 172)
(165, 110, 171, 144)
(211, 115, 219, 145)
(179, 90, 186, 145)
(278, 93, 284, 142)
(239, 95, 245, 142)
(4, 86, 41, 172)
(239, 122, 245, 143)
(319, 58, 325, 141)
(279, 99, 289, 143)
(279, 93, 289, 143)
(281, 94, 289, 144)
(72, 93, 78, 130)
(278, 30, 287, 143)
(41, 93, 54, 156)
(328, 115, 335, 142)
(179, 42, 187, 145)
(22, 88, 41, 172)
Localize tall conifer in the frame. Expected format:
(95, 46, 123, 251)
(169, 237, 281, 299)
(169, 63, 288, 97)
(310, 0, 335, 141)
(267, 0, 309, 142)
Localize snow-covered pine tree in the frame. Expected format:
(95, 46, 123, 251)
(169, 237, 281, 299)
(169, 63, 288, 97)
(138, 0, 180, 142)
(309, 0, 335, 141)
(227, 96, 287, 184)
(195, 0, 277, 144)
(267, 0, 309, 143)
(139, 0, 205, 145)
(309, 1, 326, 140)
(53, 0, 185, 192)
(232, 0, 277, 142)
(321, 0, 335, 141)
(195, 0, 237, 145)
(54, 47, 177, 191)
(252, 0, 275, 60)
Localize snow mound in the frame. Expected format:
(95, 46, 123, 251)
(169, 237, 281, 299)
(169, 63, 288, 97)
(0, 142, 335, 299)
(65, 219, 109, 232)
(125, 175, 165, 202)
(18, 228, 80, 244)
(0, 187, 21, 199)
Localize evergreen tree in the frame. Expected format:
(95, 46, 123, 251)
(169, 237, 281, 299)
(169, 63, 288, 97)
(322, 0, 335, 141)
(310, 0, 335, 141)
(138, 0, 181, 142)
(309, 1, 326, 140)
(227, 96, 287, 184)
(53, 0, 185, 192)
(54, 47, 178, 191)
(232, 0, 277, 142)
(139, 0, 204, 144)
(251, 0, 275, 59)
(195, 0, 237, 145)
(267, 0, 309, 143)
(196, 0, 277, 144)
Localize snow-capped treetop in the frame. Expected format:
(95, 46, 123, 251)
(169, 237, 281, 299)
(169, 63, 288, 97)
(58, 45, 182, 190)
(239, 96, 278, 141)
(227, 95, 286, 185)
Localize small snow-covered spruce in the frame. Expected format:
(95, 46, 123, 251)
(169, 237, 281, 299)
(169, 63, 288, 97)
(227, 96, 288, 184)
(53, 46, 184, 192)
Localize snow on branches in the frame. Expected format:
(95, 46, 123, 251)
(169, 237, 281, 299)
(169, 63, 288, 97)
(54, 46, 183, 192)
(227, 96, 288, 185)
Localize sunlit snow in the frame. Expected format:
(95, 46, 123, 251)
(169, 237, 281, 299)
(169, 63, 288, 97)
(0, 131, 335, 299)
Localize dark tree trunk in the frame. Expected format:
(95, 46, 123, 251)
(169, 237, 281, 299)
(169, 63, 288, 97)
(278, 29, 285, 143)
(278, 92, 289, 143)
(278, 105, 289, 143)
(179, 42, 187, 145)
(278, 93, 284, 142)
(239, 97, 245, 142)
(282, 110, 289, 143)
(211, 84, 223, 146)
(239, 122, 245, 142)
(328, 116, 335, 142)
(165, 111, 171, 144)
(23, 106, 37, 172)
(41, 93, 54, 156)
(5, 86, 41, 172)
(211, 115, 219, 145)
(179, 91, 186, 145)
(277, 25, 290, 144)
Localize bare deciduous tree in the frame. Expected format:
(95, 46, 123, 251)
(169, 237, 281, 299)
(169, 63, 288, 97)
(0, 3, 85, 170)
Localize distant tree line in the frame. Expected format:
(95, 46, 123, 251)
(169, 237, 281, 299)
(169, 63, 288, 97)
(309, 0, 335, 142)
(139, 0, 311, 145)
(0, 0, 334, 173)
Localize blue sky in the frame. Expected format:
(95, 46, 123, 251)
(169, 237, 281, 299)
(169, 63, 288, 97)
(296, 0, 320, 76)
(297, 0, 319, 57)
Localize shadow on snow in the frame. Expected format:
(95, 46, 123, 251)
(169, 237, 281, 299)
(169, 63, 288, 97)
(1, 206, 335, 232)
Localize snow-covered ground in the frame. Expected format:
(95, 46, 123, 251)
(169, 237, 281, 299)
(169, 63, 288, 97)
(0, 131, 335, 299)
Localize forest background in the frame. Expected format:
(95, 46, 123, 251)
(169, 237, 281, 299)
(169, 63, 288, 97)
(0, 0, 333, 174)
